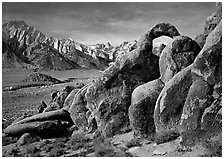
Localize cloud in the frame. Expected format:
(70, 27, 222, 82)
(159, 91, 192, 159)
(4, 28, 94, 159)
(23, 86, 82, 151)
(2, 2, 216, 45)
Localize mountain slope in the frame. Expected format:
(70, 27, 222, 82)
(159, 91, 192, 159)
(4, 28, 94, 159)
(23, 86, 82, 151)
(2, 21, 163, 70)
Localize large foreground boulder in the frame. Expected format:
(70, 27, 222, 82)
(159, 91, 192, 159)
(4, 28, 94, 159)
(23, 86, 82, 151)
(4, 120, 68, 138)
(154, 20, 222, 146)
(4, 109, 72, 137)
(129, 79, 164, 136)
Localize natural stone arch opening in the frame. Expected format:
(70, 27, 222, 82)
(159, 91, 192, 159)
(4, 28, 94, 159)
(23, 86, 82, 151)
(152, 36, 172, 56)
(153, 36, 172, 46)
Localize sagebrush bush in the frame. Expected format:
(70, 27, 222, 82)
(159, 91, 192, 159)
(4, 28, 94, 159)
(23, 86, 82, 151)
(125, 138, 141, 148)
(49, 148, 65, 157)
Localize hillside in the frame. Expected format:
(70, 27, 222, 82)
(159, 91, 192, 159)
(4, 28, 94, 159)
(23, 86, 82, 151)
(2, 21, 141, 70)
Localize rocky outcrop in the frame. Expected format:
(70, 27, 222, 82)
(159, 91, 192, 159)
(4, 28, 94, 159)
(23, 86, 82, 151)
(68, 23, 180, 138)
(154, 20, 222, 145)
(180, 21, 222, 145)
(129, 35, 200, 137)
(23, 73, 62, 84)
(129, 79, 164, 136)
(43, 86, 75, 112)
(159, 36, 200, 83)
(195, 2, 222, 48)
(17, 133, 40, 146)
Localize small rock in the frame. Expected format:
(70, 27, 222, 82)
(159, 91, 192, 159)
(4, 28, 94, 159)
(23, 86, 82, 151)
(153, 149, 167, 155)
(126, 146, 140, 153)
(17, 133, 40, 146)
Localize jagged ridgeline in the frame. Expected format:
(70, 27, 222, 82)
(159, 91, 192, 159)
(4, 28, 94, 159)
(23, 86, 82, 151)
(2, 21, 140, 70)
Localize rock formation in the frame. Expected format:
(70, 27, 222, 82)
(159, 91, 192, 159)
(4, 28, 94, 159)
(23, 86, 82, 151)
(69, 23, 180, 138)
(3, 3, 222, 150)
(129, 35, 201, 137)
(23, 73, 62, 84)
(195, 2, 222, 48)
(155, 18, 222, 146)
(152, 43, 166, 57)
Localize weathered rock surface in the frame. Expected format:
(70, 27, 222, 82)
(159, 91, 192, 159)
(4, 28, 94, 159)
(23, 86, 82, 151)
(204, 2, 222, 35)
(152, 43, 166, 57)
(17, 133, 41, 146)
(154, 68, 193, 132)
(4, 120, 68, 138)
(129, 79, 164, 136)
(36, 101, 47, 113)
(43, 86, 75, 112)
(178, 79, 213, 145)
(195, 2, 222, 49)
(129, 35, 200, 137)
(69, 84, 91, 133)
(154, 20, 222, 145)
(68, 23, 181, 138)
(201, 96, 222, 136)
(159, 36, 200, 83)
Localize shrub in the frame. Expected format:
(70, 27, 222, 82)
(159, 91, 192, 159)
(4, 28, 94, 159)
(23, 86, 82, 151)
(125, 138, 141, 148)
(49, 148, 65, 157)
(69, 131, 91, 151)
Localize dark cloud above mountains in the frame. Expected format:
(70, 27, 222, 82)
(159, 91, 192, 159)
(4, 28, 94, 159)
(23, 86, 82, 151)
(3, 2, 215, 45)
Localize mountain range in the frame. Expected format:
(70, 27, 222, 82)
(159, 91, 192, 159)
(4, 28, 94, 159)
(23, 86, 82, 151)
(2, 21, 165, 70)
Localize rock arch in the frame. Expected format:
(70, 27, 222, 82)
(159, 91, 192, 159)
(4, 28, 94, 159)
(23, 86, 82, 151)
(69, 23, 180, 137)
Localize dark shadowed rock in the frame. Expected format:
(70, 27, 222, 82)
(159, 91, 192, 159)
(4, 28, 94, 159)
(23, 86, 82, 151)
(4, 120, 68, 138)
(43, 86, 75, 112)
(51, 91, 59, 100)
(17, 133, 41, 146)
(154, 68, 193, 133)
(69, 84, 91, 132)
(194, 34, 207, 49)
(63, 89, 79, 108)
(201, 96, 222, 137)
(36, 101, 47, 113)
(159, 36, 200, 83)
(192, 21, 222, 86)
(129, 79, 164, 136)
(178, 79, 213, 146)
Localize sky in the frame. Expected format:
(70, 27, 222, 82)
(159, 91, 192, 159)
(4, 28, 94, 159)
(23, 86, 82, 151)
(2, 2, 216, 46)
